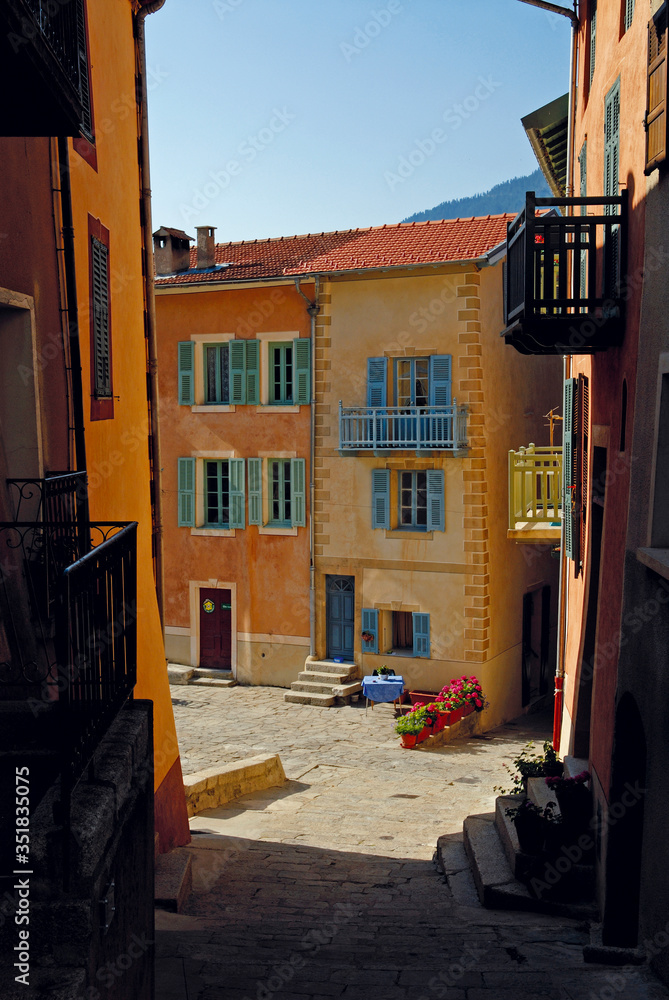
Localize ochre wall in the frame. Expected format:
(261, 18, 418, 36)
(155, 281, 312, 686)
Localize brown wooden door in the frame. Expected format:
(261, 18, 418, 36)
(199, 587, 232, 670)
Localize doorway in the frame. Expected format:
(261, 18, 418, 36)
(199, 587, 232, 669)
(326, 575, 354, 661)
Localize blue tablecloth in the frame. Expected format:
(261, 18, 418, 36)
(361, 675, 405, 703)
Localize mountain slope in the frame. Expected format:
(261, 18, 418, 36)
(402, 169, 551, 223)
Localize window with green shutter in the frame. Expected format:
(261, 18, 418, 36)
(361, 608, 379, 653)
(371, 469, 390, 529)
(604, 79, 621, 300)
(293, 338, 311, 404)
(269, 459, 292, 526)
(412, 613, 430, 658)
(229, 339, 260, 404)
(624, 0, 635, 33)
(178, 458, 195, 527)
(178, 341, 195, 405)
(563, 378, 576, 563)
(291, 458, 306, 526)
(269, 342, 294, 403)
(589, 0, 597, 88)
(248, 458, 262, 525)
(204, 460, 231, 527)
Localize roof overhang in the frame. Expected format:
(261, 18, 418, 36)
(521, 93, 569, 198)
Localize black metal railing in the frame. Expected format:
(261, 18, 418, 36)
(57, 522, 137, 793)
(20, 0, 82, 96)
(504, 192, 627, 354)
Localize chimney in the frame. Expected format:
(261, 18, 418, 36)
(196, 226, 216, 269)
(152, 227, 193, 276)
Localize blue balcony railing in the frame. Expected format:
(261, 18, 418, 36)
(339, 401, 468, 452)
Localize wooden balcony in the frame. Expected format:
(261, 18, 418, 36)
(508, 444, 562, 543)
(339, 401, 468, 454)
(502, 192, 627, 355)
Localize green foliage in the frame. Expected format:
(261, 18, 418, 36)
(402, 169, 552, 225)
(494, 740, 561, 794)
(394, 712, 425, 736)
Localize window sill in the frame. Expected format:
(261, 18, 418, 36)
(256, 405, 301, 413)
(258, 525, 298, 536)
(192, 404, 236, 413)
(385, 530, 434, 540)
(191, 527, 236, 537)
(637, 547, 669, 581)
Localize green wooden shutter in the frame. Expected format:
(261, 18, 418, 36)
(245, 339, 260, 405)
(91, 237, 111, 397)
(579, 141, 588, 302)
(413, 613, 430, 658)
(291, 458, 306, 527)
(248, 458, 262, 526)
(178, 457, 195, 527)
(589, 0, 597, 87)
(229, 340, 246, 404)
(178, 341, 194, 405)
(371, 468, 390, 529)
(229, 458, 245, 528)
(563, 378, 576, 561)
(361, 608, 378, 654)
(367, 357, 387, 407)
(429, 355, 452, 406)
(625, 0, 635, 32)
(426, 469, 445, 531)
(646, 4, 668, 172)
(293, 338, 311, 405)
(604, 79, 621, 299)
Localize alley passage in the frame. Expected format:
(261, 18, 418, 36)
(156, 686, 669, 999)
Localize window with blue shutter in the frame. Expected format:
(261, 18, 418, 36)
(178, 458, 195, 527)
(291, 458, 306, 526)
(428, 355, 452, 406)
(248, 458, 262, 525)
(230, 340, 246, 404)
(361, 608, 379, 653)
(426, 469, 445, 531)
(367, 357, 387, 407)
(589, 0, 597, 88)
(624, 0, 635, 32)
(229, 458, 246, 529)
(178, 341, 195, 405)
(412, 613, 430, 658)
(371, 468, 390, 529)
(293, 338, 311, 405)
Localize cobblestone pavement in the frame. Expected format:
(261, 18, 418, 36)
(156, 684, 669, 999)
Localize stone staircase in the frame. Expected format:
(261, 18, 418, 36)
(455, 755, 598, 919)
(168, 663, 237, 688)
(283, 657, 362, 707)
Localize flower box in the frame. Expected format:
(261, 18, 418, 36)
(462, 705, 475, 718)
(409, 690, 440, 706)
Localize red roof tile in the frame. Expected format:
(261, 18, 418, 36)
(154, 215, 513, 286)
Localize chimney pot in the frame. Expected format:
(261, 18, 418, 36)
(196, 226, 216, 269)
(152, 227, 193, 275)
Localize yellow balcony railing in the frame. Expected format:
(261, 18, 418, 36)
(508, 444, 562, 531)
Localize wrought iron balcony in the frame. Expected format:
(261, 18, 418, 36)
(508, 444, 562, 543)
(503, 192, 627, 355)
(338, 401, 468, 454)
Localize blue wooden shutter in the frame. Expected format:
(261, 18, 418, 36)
(291, 458, 306, 526)
(429, 355, 452, 406)
(178, 457, 195, 526)
(178, 341, 194, 405)
(413, 613, 430, 658)
(248, 458, 262, 526)
(229, 340, 246, 404)
(426, 469, 445, 531)
(293, 338, 311, 405)
(563, 378, 576, 560)
(371, 469, 390, 529)
(246, 339, 260, 405)
(361, 608, 378, 654)
(624, 0, 634, 32)
(229, 458, 245, 528)
(367, 357, 387, 407)
(589, 0, 597, 87)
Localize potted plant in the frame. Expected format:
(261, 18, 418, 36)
(361, 630, 374, 643)
(378, 665, 394, 677)
(505, 797, 553, 854)
(545, 771, 591, 835)
(394, 711, 424, 748)
(494, 741, 563, 795)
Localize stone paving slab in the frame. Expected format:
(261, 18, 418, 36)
(156, 683, 669, 999)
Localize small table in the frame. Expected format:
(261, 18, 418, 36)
(361, 675, 405, 714)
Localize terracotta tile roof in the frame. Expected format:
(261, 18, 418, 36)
(154, 215, 513, 286)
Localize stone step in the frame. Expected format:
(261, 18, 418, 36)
(189, 677, 237, 688)
(298, 669, 357, 684)
(527, 776, 562, 815)
(332, 681, 363, 698)
(291, 680, 338, 694)
(283, 691, 336, 707)
(191, 667, 235, 680)
(304, 657, 358, 676)
(155, 849, 192, 913)
(563, 754, 589, 778)
(463, 812, 597, 918)
(168, 663, 194, 685)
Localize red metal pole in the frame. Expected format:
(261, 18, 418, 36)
(553, 674, 564, 752)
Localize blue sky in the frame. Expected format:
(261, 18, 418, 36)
(145, 0, 571, 243)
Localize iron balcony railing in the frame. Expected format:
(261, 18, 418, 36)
(504, 192, 627, 354)
(509, 445, 563, 530)
(339, 401, 468, 452)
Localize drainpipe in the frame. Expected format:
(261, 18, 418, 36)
(136, 0, 166, 624)
(294, 276, 320, 657)
(57, 136, 89, 530)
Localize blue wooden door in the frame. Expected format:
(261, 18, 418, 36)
(326, 575, 355, 660)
